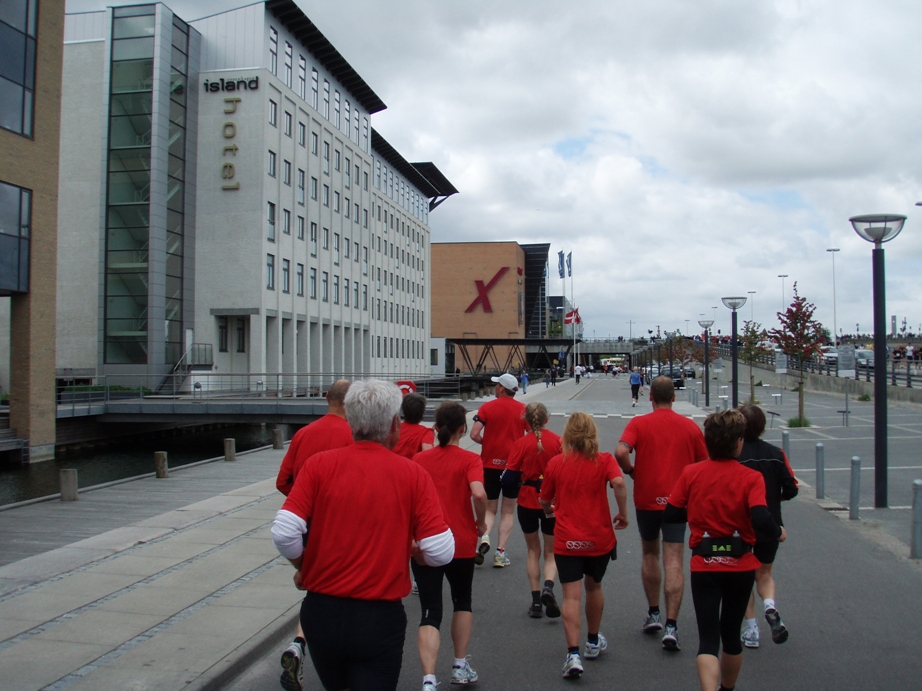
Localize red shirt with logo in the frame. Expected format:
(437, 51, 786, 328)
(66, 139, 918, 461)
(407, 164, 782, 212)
(476, 396, 528, 470)
(540, 451, 623, 557)
(412, 445, 484, 559)
(392, 422, 435, 459)
(276, 414, 354, 495)
(619, 408, 708, 510)
(506, 429, 563, 510)
(667, 458, 766, 572)
(282, 441, 449, 600)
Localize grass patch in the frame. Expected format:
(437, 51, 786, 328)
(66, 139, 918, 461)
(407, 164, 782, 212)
(787, 417, 811, 428)
(857, 394, 871, 402)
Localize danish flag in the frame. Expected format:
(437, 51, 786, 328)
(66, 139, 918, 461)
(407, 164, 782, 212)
(564, 309, 581, 325)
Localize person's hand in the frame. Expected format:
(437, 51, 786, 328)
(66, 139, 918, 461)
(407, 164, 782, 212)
(612, 513, 629, 530)
(411, 540, 426, 565)
(293, 569, 306, 590)
(778, 526, 788, 543)
(476, 520, 487, 538)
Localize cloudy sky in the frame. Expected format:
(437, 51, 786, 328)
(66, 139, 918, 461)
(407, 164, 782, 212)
(68, 0, 922, 341)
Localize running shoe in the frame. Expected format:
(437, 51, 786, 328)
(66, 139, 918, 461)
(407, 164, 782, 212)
(451, 657, 479, 685)
(422, 681, 438, 691)
(528, 601, 543, 618)
(541, 587, 561, 618)
(493, 550, 511, 568)
(474, 535, 490, 566)
(741, 626, 760, 649)
(765, 608, 789, 644)
(279, 638, 305, 691)
(562, 652, 584, 679)
(642, 611, 663, 633)
(584, 633, 607, 660)
(662, 623, 681, 650)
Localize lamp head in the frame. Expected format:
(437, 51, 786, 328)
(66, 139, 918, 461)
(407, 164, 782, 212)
(698, 319, 714, 329)
(721, 297, 747, 311)
(849, 214, 906, 245)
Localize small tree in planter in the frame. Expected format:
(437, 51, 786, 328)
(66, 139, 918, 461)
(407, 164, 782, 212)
(769, 283, 825, 426)
(739, 320, 770, 404)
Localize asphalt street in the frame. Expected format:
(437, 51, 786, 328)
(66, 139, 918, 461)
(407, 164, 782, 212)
(226, 375, 922, 691)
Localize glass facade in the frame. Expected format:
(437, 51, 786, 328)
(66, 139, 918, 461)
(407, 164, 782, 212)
(0, 0, 38, 137)
(0, 180, 31, 294)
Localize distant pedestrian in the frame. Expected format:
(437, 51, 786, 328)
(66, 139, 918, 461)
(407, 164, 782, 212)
(391, 392, 435, 459)
(545, 368, 552, 388)
(521, 370, 529, 393)
(629, 368, 643, 406)
(551, 367, 558, 386)
(575, 365, 582, 384)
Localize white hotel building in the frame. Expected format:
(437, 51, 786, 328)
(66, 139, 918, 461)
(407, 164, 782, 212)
(50, 0, 456, 392)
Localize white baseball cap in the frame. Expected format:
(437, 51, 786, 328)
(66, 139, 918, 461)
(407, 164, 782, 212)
(491, 373, 519, 391)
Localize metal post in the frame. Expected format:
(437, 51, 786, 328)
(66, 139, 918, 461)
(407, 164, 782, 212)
(731, 309, 740, 408)
(815, 443, 825, 499)
(845, 377, 850, 427)
(872, 247, 888, 508)
(891, 356, 897, 386)
(908, 364, 913, 389)
(850, 456, 861, 520)
(782, 430, 790, 463)
(912, 479, 922, 559)
(704, 330, 710, 407)
(154, 451, 168, 478)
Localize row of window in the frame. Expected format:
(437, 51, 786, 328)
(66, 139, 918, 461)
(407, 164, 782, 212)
(0, 0, 37, 137)
(376, 337, 427, 361)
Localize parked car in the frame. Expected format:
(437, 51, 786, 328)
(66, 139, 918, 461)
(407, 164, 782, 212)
(820, 346, 838, 364)
(659, 367, 686, 389)
(855, 349, 875, 368)
(682, 364, 696, 378)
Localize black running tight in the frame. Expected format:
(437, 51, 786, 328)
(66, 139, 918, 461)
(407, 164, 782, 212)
(691, 570, 755, 657)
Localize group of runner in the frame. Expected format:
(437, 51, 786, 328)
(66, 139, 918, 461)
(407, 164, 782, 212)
(270, 372, 797, 691)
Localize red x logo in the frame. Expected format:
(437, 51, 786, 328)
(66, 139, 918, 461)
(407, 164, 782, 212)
(465, 267, 509, 313)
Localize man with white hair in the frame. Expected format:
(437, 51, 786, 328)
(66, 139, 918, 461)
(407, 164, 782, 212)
(272, 379, 453, 691)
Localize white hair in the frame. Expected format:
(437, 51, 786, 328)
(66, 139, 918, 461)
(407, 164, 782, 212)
(344, 379, 403, 443)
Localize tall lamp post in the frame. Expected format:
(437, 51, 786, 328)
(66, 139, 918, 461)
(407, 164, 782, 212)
(722, 297, 748, 408)
(777, 275, 788, 312)
(827, 248, 840, 346)
(666, 331, 676, 373)
(849, 213, 906, 508)
(698, 319, 714, 407)
(747, 291, 756, 322)
(626, 320, 634, 341)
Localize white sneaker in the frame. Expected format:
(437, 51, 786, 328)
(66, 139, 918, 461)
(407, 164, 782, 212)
(493, 549, 511, 568)
(741, 626, 760, 648)
(474, 535, 490, 565)
(451, 657, 478, 685)
(279, 639, 305, 691)
(562, 652, 583, 678)
(423, 680, 439, 691)
(584, 633, 607, 659)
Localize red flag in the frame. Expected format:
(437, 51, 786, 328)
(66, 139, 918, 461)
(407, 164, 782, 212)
(564, 309, 581, 325)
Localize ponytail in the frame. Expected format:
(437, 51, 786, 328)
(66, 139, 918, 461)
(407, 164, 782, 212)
(525, 403, 549, 453)
(434, 401, 467, 447)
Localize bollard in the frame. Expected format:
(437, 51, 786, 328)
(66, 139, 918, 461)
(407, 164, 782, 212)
(815, 443, 825, 499)
(911, 480, 922, 559)
(273, 428, 284, 450)
(60, 469, 78, 501)
(849, 456, 861, 520)
(908, 366, 913, 389)
(782, 430, 790, 463)
(224, 437, 236, 462)
(154, 451, 169, 478)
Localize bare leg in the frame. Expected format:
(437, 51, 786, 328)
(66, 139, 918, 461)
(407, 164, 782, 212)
(497, 496, 517, 551)
(720, 652, 743, 689)
(561, 580, 583, 648)
(754, 563, 775, 603)
(484, 498, 498, 539)
(584, 577, 604, 635)
(663, 541, 685, 620)
(523, 531, 541, 591)
(417, 625, 440, 676)
(697, 653, 720, 691)
(745, 589, 756, 620)
(451, 611, 472, 659)
(542, 534, 558, 584)
(641, 538, 662, 607)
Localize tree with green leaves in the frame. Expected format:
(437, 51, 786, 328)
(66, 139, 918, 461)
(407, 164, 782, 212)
(739, 320, 770, 404)
(769, 283, 825, 426)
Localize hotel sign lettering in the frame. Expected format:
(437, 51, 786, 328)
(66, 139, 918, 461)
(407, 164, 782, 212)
(203, 77, 259, 191)
(465, 267, 509, 313)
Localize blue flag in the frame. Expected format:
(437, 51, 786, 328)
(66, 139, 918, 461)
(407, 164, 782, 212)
(566, 252, 572, 278)
(557, 251, 565, 279)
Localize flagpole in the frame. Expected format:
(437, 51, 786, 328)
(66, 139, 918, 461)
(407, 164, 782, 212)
(570, 256, 575, 372)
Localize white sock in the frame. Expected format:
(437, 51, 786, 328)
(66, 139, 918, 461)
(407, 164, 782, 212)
(763, 598, 776, 612)
(454, 657, 467, 668)
(496, 548, 504, 555)
(745, 617, 758, 630)
(423, 673, 437, 684)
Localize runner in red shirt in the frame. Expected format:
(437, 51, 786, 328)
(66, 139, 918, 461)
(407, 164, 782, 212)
(392, 392, 435, 459)
(615, 376, 708, 651)
(410, 401, 487, 691)
(503, 402, 563, 618)
(272, 380, 453, 691)
(469, 372, 528, 567)
(539, 412, 628, 680)
(664, 409, 784, 691)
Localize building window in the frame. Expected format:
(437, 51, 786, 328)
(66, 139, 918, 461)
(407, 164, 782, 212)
(311, 131, 318, 154)
(363, 284, 368, 310)
(333, 191, 340, 212)
(354, 241, 359, 262)
(344, 239, 350, 259)
(322, 271, 328, 301)
(309, 267, 317, 298)
(298, 121, 305, 146)
(322, 184, 329, 207)
(267, 202, 276, 240)
(362, 118, 369, 151)
(344, 278, 350, 306)
(284, 42, 292, 88)
(297, 263, 304, 295)
(283, 160, 291, 185)
(297, 169, 305, 205)
(310, 222, 318, 256)
(344, 101, 351, 138)
(298, 55, 306, 99)
(363, 208, 368, 228)
(354, 112, 360, 143)
(333, 274, 339, 304)
(268, 150, 276, 177)
(297, 216, 304, 240)
(344, 197, 350, 219)
(0, 0, 37, 137)
(310, 176, 318, 200)
(283, 208, 291, 235)
(323, 142, 330, 173)
(344, 159, 351, 188)
(0, 180, 31, 293)
(334, 149, 341, 172)
(334, 233, 340, 264)
(354, 203, 359, 223)
(269, 27, 278, 74)
(362, 246, 368, 275)
(217, 317, 228, 352)
(282, 258, 290, 293)
(267, 254, 275, 290)
(353, 281, 359, 307)
(284, 111, 292, 136)
(323, 227, 329, 250)
(269, 100, 277, 126)
(322, 80, 330, 118)
(311, 68, 318, 109)
(334, 90, 341, 128)
(237, 319, 246, 352)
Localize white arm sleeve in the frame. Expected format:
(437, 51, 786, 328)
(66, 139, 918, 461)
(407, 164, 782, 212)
(272, 509, 308, 560)
(418, 528, 454, 567)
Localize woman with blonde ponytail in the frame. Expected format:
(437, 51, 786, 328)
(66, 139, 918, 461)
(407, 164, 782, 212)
(504, 403, 563, 619)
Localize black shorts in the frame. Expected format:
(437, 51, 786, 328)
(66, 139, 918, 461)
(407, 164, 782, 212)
(631, 384, 641, 398)
(753, 540, 779, 565)
(636, 508, 686, 544)
(517, 505, 555, 535)
(555, 547, 616, 584)
(484, 467, 518, 500)
(301, 592, 406, 691)
(410, 558, 475, 629)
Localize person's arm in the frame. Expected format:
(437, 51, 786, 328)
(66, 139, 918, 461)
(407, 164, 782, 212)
(470, 480, 488, 537)
(780, 451, 799, 500)
(469, 415, 485, 444)
(271, 509, 307, 570)
(615, 441, 634, 476)
(610, 476, 629, 529)
(751, 505, 784, 541)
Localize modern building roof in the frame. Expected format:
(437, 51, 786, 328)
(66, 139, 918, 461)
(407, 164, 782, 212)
(265, 0, 387, 115)
(371, 129, 458, 207)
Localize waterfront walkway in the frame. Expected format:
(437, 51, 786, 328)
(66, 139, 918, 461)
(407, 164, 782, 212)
(2, 377, 922, 689)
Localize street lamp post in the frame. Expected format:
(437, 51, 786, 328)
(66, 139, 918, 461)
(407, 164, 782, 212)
(849, 213, 906, 508)
(827, 249, 840, 346)
(667, 331, 675, 374)
(626, 320, 634, 341)
(699, 319, 714, 407)
(748, 291, 756, 322)
(778, 275, 788, 313)
(722, 297, 748, 408)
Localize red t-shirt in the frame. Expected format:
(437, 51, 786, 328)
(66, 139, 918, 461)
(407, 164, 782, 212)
(540, 451, 623, 557)
(619, 408, 708, 510)
(412, 445, 484, 558)
(281, 441, 449, 600)
(392, 422, 435, 459)
(276, 414, 354, 495)
(667, 459, 767, 572)
(505, 429, 563, 510)
(476, 396, 528, 470)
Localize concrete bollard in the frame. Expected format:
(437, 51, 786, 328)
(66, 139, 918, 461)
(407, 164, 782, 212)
(782, 430, 790, 463)
(154, 451, 169, 478)
(273, 428, 284, 450)
(815, 443, 825, 499)
(849, 456, 861, 520)
(224, 437, 236, 462)
(911, 480, 922, 559)
(60, 469, 78, 501)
